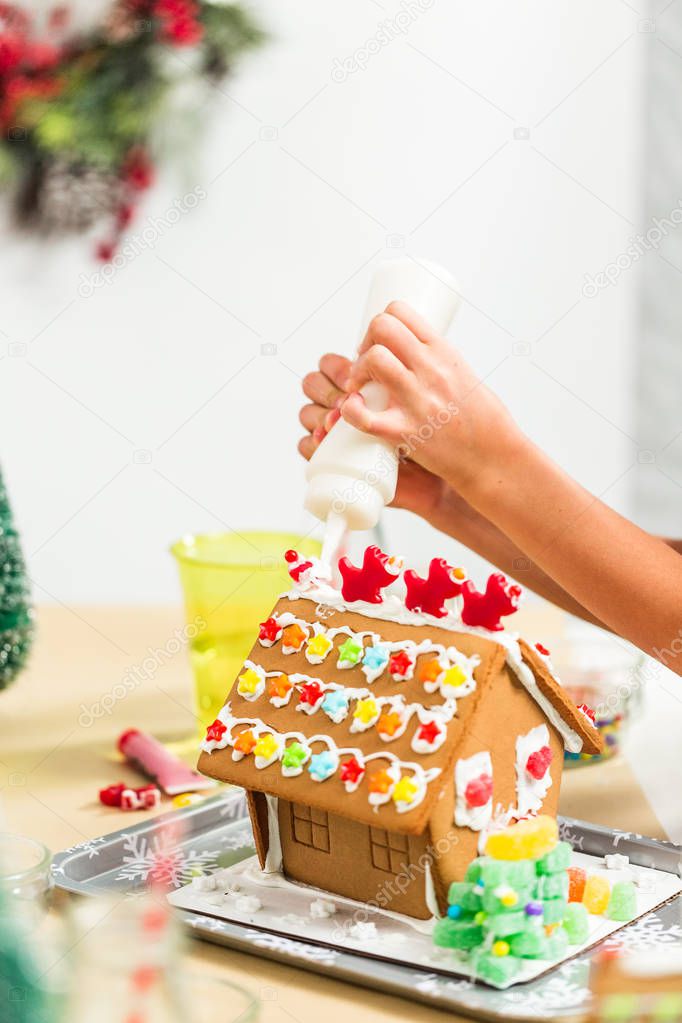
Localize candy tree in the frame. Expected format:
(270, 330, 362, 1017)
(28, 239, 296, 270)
(0, 468, 32, 691)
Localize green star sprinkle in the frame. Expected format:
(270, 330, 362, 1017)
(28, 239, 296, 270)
(337, 637, 363, 665)
(281, 742, 308, 769)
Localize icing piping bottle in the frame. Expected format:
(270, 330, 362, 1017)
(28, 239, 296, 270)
(304, 257, 460, 560)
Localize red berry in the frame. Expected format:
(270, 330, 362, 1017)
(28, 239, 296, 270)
(526, 745, 553, 780)
(465, 773, 493, 808)
(535, 642, 550, 656)
(95, 240, 116, 263)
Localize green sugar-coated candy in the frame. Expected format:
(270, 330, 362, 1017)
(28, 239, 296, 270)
(545, 927, 569, 959)
(447, 882, 472, 905)
(484, 910, 528, 938)
(562, 902, 589, 944)
(464, 859, 483, 883)
(474, 951, 521, 986)
(601, 994, 639, 1022)
(461, 889, 483, 913)
(433, 916, 484, 951)
(481, 884, 533, 915)
(479, 857, 535, 888)
(509, 928, 548, 959)
(537, 841, 572, 875)
(542, 896, 567, 924)
(651, 994, 682, 1022)
(606, 881, 637, 922)
(535, 871, 569, 900)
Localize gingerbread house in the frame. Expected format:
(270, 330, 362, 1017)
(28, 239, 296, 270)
(198, 546, 602, 920)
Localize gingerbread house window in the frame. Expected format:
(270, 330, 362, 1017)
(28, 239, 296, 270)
(369, 827, 409, 873)
(290, 803, 330, 852)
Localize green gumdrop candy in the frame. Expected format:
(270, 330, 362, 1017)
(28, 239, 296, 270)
(474, 952, 522, 986)
(509, 928, 548, 959)
(464, 859, 483, 883)
(485, 910, 528, 938)
(601, 994, 640, 1022)
(461, 889, 483, 913)
(433, 917, 484, 951)
(447, 882, 473, 905)
(542, 897, 567, 924)
(479, 857, 535, 888)
(562, 902, 590, 944)
(536, 841, 572, 875)
(481, 885, 533, 915)
(651, 993, 682, 1022)
(536, 871, 569, 900)
(606, 881, 637, 922)
(545, 927, 569, 959)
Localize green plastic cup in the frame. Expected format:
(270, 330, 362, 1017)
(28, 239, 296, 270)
(171, 532, 321, 730)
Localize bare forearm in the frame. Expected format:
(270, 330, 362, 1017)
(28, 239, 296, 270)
(466, 439, 682, 672)
(425, 488, 607, 628)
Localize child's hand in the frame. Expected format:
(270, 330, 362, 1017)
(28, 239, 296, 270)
(340, 301, 526, 501)
(298, 354, 448, 520)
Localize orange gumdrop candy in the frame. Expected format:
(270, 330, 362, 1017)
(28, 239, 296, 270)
(567, 866, 587, 903)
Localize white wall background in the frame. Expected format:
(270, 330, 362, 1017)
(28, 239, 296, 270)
(1, 0, 645, 605)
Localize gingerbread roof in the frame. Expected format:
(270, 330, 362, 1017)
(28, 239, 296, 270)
(197, 590, 602, 837)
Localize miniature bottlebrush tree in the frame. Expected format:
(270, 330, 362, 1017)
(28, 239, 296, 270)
(0, 468, 32, 690)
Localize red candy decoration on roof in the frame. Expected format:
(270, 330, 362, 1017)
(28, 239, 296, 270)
(577, 702, 596, 723)
(526, 745, 553, 780)
(340, 756, 365, 785)
(338, 545, 401, 604)
(205, 719, 227, 743)
(535, 642, 551, 656)
(258, 616, 281, 643)
(464, 773, 493, 808)
(460, 573, 521, 631)
(298, 681, 324, 707)
(417, 720, 441, 745)
(404, 558, 466, 618)
(284, 549, 314, 584)
(389, 649, 413, 679)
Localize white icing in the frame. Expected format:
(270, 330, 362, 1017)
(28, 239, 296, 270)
(423, 859, 441, 919)
(263, 793, 282, 873)
(515, 723, 553, 817)
(454, 751, 493, 832)
(203, 702, 441, 814)
(310, 898, 337, 919)
(283, 582, 583, 752)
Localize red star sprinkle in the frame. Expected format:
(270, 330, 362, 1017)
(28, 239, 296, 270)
(389, 650, 413, 677)
(205, 719, 227, 742)
(417, 720, 441, 745)
(259, 616, 281, 642)
(340, 756, 365, 785)
(298, 681, 323, 706)
(535, 642, 551, 656)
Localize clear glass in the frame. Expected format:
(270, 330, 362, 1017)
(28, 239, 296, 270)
(0, 833, 52, 904)
(171, 531, 321, 731)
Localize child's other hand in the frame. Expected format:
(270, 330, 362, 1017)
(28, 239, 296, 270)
(340, 301, 526, 501)
(298, 354, 447, 520)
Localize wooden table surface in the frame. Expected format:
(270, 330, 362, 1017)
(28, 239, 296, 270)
(0, 605, 667, 1023)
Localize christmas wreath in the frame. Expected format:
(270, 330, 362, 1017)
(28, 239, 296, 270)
(0, 1, 262, 258)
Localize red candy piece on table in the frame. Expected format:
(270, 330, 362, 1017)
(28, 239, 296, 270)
(526, 745, 553, 780)
(338, 546, 400, 604)
(577, 702, 596, 723)
(464, 773, 493, 808)
(205, 719, 227, 743)
(567, 866, 587, 903)
(404, 559, 466, 618)
(417, 720, 441, 745)
(460, 573, 522, 631)
(258, 616, 281, 643)
(99, 783, 126, 807)
(340, 756, 365, 785)
(298, 681, 323, 707)
(535, 642, 551, 656)
(389, 649, 413, 678)
(284, 549, 313, 584)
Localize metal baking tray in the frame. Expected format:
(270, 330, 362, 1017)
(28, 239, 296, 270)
(51, 790, 682, 1022)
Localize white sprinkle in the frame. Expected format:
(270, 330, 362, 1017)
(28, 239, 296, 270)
(310, 899, 337, 919)
(605, 854, 630, 871)
(349, 921, 377, 940)
(235, 895, 262, 914)
(193, 875, 217, 892)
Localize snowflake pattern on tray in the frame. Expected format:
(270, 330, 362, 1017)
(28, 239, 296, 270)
(116, 832, 218, 888)
(604, 913, 682, 952)
(244, 931, 340, 966)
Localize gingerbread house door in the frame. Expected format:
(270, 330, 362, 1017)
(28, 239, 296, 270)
(278, 799, 431, 919)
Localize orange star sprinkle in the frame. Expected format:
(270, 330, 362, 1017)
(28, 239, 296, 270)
(418, 657, 443, 683)
(368, 768, 394, 795)
(233, 729, 257, 755)
(268, 673, 292, 699)
(282, 623, 307, 651)
(376, 711, 403, 737)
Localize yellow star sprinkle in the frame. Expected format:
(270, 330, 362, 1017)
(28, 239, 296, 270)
(441, 665, 467, 688)
(353, 698, 378, 724)
(306, 633, 332, 658)
(392, 776, 419, 805)
(237, 667, 262, 695)
(253, 733, 278, 759)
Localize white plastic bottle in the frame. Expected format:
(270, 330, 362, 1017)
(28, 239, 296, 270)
(304, 257, 460, 542)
